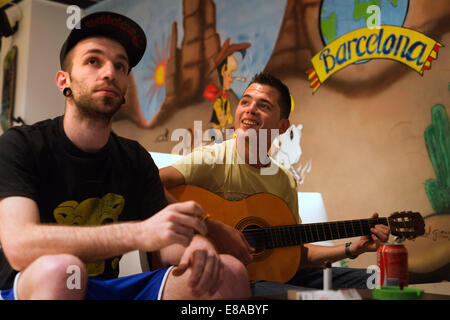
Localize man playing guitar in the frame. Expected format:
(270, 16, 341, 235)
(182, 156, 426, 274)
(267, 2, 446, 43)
(159, 72, 390, 296)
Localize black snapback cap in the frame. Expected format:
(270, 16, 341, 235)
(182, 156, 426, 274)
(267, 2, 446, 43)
(60, 11, 147, 71)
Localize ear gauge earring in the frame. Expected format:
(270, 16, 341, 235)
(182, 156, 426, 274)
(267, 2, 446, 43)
(122, 97, 126, 105)
(63, 87, 72, 97)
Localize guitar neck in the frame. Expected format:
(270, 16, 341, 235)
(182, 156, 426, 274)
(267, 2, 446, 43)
(243, 217, 389, 249)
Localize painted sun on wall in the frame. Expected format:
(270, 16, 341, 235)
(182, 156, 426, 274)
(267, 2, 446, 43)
(146, 33, 169, 111)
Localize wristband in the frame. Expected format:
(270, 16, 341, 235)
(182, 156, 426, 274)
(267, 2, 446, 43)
(345, 242, 358, 259)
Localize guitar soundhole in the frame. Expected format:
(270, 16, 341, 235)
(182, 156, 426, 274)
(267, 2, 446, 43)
(243, 225, 264, 253)
(236, 216, 272, 261)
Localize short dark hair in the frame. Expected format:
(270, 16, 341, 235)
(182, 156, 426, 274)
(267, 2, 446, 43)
(62, 49, 74, 73)
(248, 72, 291, 119)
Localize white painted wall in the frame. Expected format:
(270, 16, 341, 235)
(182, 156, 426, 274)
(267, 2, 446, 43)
(25, 0, 72, 123)
(0, 0, 77, 135)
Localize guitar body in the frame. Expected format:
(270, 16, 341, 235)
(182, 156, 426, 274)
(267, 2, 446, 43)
(169, 185, 301, 283)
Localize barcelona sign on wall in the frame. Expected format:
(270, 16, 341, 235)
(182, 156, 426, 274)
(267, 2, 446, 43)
(308, 0, 443, 93)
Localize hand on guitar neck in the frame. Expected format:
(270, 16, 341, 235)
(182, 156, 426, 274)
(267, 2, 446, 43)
(351, 212, 390, 256)
(302, 212, 390, 268)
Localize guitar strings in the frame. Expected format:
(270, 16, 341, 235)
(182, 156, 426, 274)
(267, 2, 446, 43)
(241, 218, 386, 233)
(241, 218, 387, 247)
(241, 218, 385, 237)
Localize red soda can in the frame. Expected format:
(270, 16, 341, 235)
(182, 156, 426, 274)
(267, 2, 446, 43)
(377, 242, 408, 289)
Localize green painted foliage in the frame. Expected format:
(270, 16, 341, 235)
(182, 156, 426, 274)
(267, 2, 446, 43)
(424, 104, 450, 214)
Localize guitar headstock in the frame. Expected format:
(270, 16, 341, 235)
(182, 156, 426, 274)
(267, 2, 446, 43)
(388, 211, 425, 241)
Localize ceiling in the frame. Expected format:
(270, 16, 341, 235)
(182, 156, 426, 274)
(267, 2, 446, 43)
(8, 0, 107, 9)
(45, 0, 106, 9)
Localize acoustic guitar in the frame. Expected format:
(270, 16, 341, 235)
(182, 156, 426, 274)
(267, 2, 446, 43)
(168, 185, 425, 283)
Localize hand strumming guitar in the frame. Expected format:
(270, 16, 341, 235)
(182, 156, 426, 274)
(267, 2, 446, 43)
(205, 218, 255, 266)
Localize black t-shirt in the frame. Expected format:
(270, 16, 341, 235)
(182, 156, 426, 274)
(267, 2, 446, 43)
(0, 116, 168, 289)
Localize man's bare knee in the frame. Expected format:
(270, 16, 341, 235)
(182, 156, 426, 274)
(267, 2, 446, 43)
(18, 254, 87, 300)
(190, 254, 250, 300)
(162, 255, 250, 300)
(220, 254, 250, 296)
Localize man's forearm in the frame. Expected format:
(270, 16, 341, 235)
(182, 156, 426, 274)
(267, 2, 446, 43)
(2, 196, 208, 272)
(4, 221, 142, 271)
(300, 243, 358, 268)
(159, 243, 185, 266)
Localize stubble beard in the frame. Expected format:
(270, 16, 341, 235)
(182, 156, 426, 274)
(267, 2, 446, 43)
(70, 78, 123, 122)
(75, 93, 122, 122)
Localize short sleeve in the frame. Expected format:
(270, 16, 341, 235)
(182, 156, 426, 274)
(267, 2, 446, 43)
(171, 146, 218, 186)
(137, 147, 169, 219)
(0, 128, 38, 200)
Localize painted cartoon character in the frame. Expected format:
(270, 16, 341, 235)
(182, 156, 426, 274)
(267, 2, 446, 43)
(272, 124, 312, 184)
(204, 38, 250, 142)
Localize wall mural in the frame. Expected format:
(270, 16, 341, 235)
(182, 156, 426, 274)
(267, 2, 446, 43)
(309, 0, 442, 93)
(272, 124, 312, 184)
(88, 0, 450, 283)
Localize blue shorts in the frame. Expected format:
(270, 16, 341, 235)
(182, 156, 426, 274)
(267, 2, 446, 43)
(0, 266, 172, 300)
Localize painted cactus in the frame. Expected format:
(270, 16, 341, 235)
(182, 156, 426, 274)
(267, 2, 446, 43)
(424, 104, 450, 214)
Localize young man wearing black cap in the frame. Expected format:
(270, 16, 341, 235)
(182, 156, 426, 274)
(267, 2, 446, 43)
(0, 12, 250, 300)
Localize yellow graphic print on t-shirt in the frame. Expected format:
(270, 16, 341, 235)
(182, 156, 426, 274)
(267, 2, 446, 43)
(53, 193, 125, 276)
